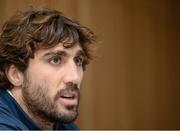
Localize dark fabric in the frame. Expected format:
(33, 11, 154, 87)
(0, 90, 79, 130)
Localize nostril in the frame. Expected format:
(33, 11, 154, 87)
(63, 72, 81, 85)
(66, 82, 74, 87)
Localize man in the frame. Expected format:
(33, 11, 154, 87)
(0, 7, 95, 130)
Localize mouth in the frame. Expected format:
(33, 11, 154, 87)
(59, 92, 78, 106)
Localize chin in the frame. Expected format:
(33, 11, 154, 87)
(54, 105, 79, 123)
(58, 111, 78, 123)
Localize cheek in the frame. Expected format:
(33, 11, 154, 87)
(28, 62, 57, 82)
(79, 71, 84, 85)
(81, 71, 84, 80)
(27, 65, 60, 95)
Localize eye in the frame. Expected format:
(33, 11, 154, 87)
(49, 56, 62, 65)
(74, 56, 84, 66)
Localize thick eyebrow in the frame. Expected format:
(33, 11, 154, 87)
(40, 49, 85, 60)
(76, 50, 86, 57)
(42, 50, 67, 59)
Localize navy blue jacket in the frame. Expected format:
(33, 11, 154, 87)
(0, 90, 79, 130)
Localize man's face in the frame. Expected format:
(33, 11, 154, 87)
(22, 42, 84, 123)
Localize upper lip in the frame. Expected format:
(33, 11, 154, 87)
(60, 92, 77, 99)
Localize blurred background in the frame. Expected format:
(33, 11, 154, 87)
(0, 0, 179, 130)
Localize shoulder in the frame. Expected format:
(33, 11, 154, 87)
(0, 99, 28, 130)
(53, 122, 79, 130)
(0, 123, 20, 130)
(63, 123, 79, 130)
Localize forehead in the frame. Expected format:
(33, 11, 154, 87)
(35, 42, 83, 57)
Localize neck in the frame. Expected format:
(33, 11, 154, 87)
(25, 110, 53, 130)
(10, 88, 53, 130)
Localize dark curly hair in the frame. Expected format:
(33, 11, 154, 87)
(0, 7, 95, 89)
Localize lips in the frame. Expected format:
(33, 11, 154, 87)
(60, 93, 76, 99)
(59, 92, 78, 106)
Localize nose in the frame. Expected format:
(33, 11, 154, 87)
(63, 61, 83, 85)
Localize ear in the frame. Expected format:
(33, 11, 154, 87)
(5, 65, 24, 87)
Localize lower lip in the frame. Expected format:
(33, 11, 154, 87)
(59, 97, 78, 105)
